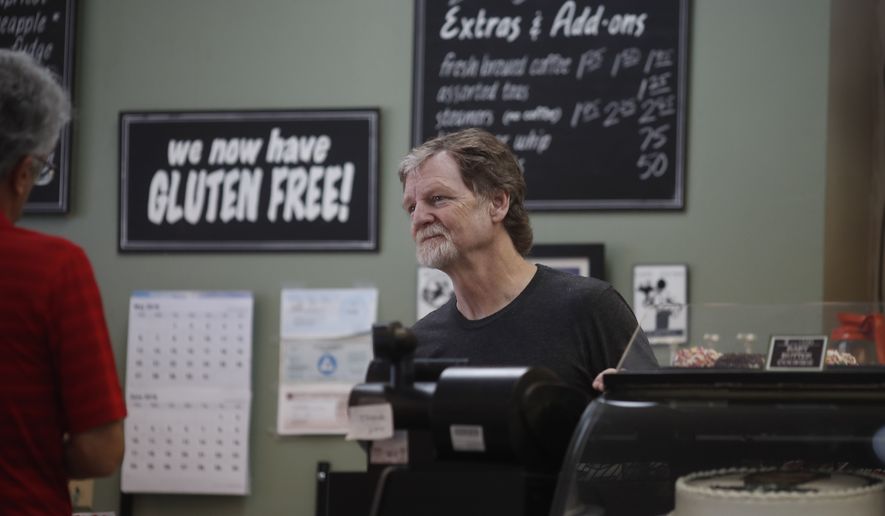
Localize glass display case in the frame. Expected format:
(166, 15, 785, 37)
(550, 303, 885, 516)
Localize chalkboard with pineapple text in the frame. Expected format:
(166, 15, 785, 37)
(0, 0, 76, 213)
(413, 0, 688, 210)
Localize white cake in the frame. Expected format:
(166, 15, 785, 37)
(671, 468, 885, 516)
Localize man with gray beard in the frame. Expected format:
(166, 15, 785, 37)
(399, 128, 656, 396)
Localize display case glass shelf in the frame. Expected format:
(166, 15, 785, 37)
(551, 303, 885, 516)
(626, 302, 885, 371)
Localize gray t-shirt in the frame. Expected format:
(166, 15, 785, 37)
(412, 265, 657, 395)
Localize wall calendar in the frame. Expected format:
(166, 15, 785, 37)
(121, 291, 253, 495)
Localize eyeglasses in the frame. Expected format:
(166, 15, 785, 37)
(30, 155, 56, 186)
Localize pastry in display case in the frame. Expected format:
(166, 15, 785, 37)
(670, 468, 884, 515)
(550, 303, 885, 516)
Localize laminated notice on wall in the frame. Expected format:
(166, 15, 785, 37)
(277, 288, 376, 435)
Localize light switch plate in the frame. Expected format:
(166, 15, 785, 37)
(68, 479, 94, 508)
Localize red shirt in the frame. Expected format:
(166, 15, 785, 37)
(0, 213, 126, 515)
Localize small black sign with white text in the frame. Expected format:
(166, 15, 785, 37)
(767, 335, 827, 371)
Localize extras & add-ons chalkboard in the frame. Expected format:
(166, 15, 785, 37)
(413, 0, 688, 210)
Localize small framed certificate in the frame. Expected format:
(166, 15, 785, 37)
(633, 264, 688, 345)
(767, 335, 828, 371)
(417, 266, 454, 320)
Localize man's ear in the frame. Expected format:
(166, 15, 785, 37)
(488, 189, 510, 222)
(7, 156, 33, 196)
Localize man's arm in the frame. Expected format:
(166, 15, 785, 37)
(592, 367, 618, 392)
(64, 419, 124, 479)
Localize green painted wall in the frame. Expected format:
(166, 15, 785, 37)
(20, 0, 838, 514)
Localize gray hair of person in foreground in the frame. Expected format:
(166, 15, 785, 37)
(0, 49, 70, 180)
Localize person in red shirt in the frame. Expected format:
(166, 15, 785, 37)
(0, 49, 127, 515)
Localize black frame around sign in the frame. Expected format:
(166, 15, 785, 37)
(3, 0, 78, 214)
(118, 109, 380, 252)
(411, 0, 689, 211)
(528, 243, 605, 281)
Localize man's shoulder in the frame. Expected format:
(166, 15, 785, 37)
(534, 264, 613, 298)
(11, 225, 81, 249)
(4, 225, 87, 265)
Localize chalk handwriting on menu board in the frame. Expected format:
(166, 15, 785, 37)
(413, 0, 688, 210)
(0, 0, 76, 213)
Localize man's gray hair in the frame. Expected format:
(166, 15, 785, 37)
(0, 49, 70, 180)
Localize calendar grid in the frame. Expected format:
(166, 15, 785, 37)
(122, 291, 253, 495)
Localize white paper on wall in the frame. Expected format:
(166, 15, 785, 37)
(277, 288, 377, 435)
(276, 383, 353, 435)
(280, 288, 377, 339)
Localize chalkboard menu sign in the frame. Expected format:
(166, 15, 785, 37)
(413, 0, 688, 210)
(119, 110, 379, 252)
(1, 0, 76, 213)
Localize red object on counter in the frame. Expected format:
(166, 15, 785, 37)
(830, 312, 885, 365)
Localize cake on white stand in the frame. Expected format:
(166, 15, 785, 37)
(671, 468, 885, 516)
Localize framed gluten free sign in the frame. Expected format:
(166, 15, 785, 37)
(119, 109, 379, 252)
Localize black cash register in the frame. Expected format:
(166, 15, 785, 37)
(317, 322, 588, 516)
